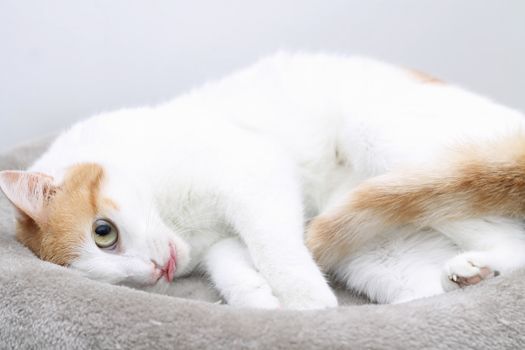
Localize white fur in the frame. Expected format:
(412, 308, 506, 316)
(205, 238, 280, 308)
(20, 52, 525, 307)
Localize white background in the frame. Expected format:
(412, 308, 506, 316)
(1, 0, 524, 152)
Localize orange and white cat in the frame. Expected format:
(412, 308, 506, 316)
(1, 52, 525, 307)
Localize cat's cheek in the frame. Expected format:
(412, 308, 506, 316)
(68, 251, 156, 287)
(68, 258, 126, 285)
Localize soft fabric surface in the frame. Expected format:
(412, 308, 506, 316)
(1, 138, 524, 349)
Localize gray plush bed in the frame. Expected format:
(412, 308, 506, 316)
(1, 137, 524, 349)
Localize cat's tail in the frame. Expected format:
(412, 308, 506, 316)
(306, 131, 525, 270)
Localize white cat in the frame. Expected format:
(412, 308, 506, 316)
(1, 52, 525, 307)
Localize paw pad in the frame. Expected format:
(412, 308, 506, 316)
(448, 265, 497, 288)
(442, 255, 500, 291)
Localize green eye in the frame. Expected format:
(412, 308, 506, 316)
(92, 219, 118, 249)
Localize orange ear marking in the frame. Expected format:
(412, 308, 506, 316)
(39, 163, 105, 265)
(1, 163, 110, 266)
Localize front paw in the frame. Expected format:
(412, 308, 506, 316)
(227, 284, 281, 309)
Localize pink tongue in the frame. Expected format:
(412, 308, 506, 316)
(166, 258, 175, 283)
(162, 243, 177, 283)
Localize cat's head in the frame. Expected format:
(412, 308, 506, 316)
(0, 163, 190, 287)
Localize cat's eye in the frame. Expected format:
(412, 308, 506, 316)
(92, 219, 118, 249)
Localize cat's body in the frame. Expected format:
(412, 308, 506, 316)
(2, 52, 525, 307)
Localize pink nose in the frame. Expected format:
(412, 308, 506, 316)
(162, 243, 177, 283)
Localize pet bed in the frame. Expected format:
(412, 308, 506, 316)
(1, 137, 524, 349)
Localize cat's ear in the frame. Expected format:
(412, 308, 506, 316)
(0, 170, 56, 224)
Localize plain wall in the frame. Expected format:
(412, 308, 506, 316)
(1, 0, 524, 152)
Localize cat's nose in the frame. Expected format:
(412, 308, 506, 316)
(150, 260, 164, 282)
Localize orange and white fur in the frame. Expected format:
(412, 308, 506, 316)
(1, 53, 525, 307)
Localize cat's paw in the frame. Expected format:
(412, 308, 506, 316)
(441, 253, 498, 291)
(228, 284, 281, 309)
(280, 286, 338, 310)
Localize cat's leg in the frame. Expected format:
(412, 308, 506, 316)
(223, 155, 337, 309)
(333, 227, 455, 304)
(227, 192, 337, 309)
(204, 238, 280, 309)
(307, 131, 525, 272)
(433, 217, 525, 291)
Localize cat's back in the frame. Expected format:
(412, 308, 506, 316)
(170, 52, 416, 161)
(191, 52, 525, 165)
(30, 52, 525, 176)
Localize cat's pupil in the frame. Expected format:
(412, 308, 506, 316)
(95, 224, 112, 236)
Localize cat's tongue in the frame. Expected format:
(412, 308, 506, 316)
(163, 243, 177, 283)
(165, 257, 175, 283)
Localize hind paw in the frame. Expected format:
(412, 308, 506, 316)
(442, 254, 498, 291)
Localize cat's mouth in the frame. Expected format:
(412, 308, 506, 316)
(152, 242, 177, 284)
(162, 242, 177, 283)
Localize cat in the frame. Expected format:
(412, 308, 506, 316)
(1, 52, 525, 307)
